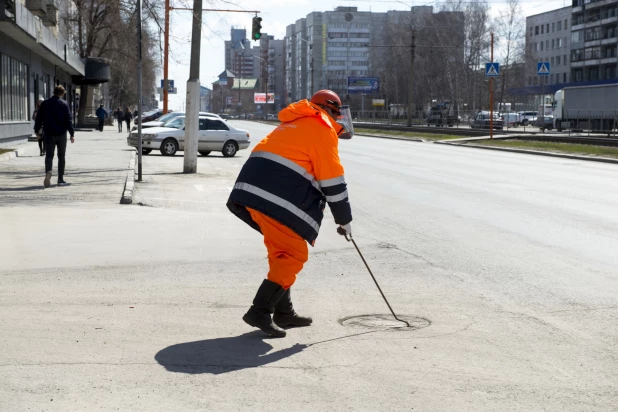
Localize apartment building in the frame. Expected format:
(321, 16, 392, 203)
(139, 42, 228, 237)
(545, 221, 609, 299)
(525, 7, 572, 87)
(224, 28, 260, 79)
(571, 0, 618, 82)
(284, 6, 463, 104)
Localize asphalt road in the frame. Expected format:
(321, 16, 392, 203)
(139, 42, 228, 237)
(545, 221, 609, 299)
(2, 120, 617, 411)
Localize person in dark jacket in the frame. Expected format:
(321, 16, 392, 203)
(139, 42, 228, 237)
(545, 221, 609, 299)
(95, 104, 107, 132)
(32, 99, 45, 156)
(34, 85, 75, 188)
(124, 107, 133, 131)
(114, 107, 124, 132)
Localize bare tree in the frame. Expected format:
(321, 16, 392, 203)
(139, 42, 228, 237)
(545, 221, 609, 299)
(495, 0, 525, 111)
(61, 0, 163, 123)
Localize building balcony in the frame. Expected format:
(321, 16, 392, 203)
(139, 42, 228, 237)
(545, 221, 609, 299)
(571, 60, 585, 67)
(585, 39, 602, 46)
(573, 5, 583, 13)
(586, 0, 616, 9)
(584, 59, 601, 66)
(601, 57, 617, 63)
(572, 23, 585, 31)
(0, 0, 84, 76)
(602, 36, 618, 44)
(601, 16, 618, 25)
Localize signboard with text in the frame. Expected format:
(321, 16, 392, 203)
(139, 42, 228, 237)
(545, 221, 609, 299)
(347, 77, 380, 94)
(254, 93, 266, 104)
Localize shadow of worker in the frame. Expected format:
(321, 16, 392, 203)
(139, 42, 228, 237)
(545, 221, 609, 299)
(154, 331, 307, 375)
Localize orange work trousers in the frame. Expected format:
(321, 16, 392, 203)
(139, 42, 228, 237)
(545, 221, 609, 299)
(248, 208, 308, 290)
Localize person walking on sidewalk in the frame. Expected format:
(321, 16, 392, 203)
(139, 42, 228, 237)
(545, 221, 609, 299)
(227, 90, 355, 338)
(96, 104, 107, 132)
(124, 107, 133, 132)
(114, 107, 124, 132)
(32, 99, 45, 156)
(34, 85, 75, 188)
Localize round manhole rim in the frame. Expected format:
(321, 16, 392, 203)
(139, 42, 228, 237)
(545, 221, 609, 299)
(338, 314, 431, 331)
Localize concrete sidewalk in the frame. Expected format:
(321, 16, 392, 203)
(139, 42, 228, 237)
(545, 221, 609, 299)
(0, 126, 133, 206)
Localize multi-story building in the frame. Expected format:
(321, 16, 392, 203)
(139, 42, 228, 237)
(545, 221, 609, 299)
(283, 6, 463, 105)
(224, 27, 260, 79)
(525, 7, 573, 87)
(570, 0, 618, 82)
(258, 35, 285, 108)
(0, 0, 109, 146)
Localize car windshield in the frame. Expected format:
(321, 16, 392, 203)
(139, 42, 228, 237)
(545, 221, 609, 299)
(157, 113, 180, 123)
(163, 117, 185, 129)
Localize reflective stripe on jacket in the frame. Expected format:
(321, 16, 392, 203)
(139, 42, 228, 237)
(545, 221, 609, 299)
(227, 99, 352, 245)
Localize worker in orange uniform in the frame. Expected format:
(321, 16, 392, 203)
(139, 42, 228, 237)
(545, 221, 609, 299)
(227, 90, 354, 338)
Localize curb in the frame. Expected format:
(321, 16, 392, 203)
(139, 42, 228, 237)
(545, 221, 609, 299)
(0, 145, 31, 162)
(435, 140, 618, 165)
(356, 133, 424, 142)
(120, 149, 137, 204)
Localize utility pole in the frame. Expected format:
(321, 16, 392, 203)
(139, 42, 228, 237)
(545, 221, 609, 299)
(163, 0, 170, 114)
(407, 29, 416, 128)
(183, 0, 202, 174)
(137, 0, 143, 181)
(490, 32, 494, 140)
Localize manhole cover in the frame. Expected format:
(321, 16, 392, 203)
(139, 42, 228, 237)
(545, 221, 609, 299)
(339, 314, 430, 331)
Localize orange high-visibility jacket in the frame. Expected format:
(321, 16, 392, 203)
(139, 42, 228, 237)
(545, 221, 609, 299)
(227, 99, 352, 245)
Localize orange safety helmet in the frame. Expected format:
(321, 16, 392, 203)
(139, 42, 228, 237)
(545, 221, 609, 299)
(310, 90, 342, 115)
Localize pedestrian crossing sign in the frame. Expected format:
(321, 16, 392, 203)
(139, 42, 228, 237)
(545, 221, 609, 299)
(485, 62, 500, 77)
(537, 62, 550, 76)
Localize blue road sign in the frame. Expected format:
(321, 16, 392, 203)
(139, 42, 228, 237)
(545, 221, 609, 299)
(160, 79, 175, 91)
(347, 77, 380, 94)
(485, 62, 500, 77)
(537, 62, 550, 76)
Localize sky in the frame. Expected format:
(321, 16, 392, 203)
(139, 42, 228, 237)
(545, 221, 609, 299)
(162, 0, 571, 111)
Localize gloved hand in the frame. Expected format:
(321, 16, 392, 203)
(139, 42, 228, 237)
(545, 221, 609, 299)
(338, 223, 352, 237)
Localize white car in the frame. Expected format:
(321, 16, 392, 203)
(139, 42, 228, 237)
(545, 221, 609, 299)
(127, 116, 250, 157)
(134, 111, 221, 130)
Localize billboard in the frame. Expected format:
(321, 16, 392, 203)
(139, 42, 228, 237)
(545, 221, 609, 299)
(348, 77, 379, 94)
(255, 93, 275, 104)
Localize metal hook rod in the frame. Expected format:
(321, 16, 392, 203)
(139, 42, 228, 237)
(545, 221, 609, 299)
(338, 228, 410, 327)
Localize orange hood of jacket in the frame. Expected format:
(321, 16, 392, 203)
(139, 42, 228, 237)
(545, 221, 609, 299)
(278, 99, 343, 134)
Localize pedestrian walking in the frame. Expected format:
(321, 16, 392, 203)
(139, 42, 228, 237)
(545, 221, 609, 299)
(33, 85, 75, 188)
(124, 107, 133, 131)
(114, 107, 124, 132)
(95, 104, 107, 132)
(227, 90, 355, 338)
(32, 99, 45, 156)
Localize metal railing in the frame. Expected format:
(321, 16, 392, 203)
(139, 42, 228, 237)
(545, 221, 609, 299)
(557, 110, 618, 135)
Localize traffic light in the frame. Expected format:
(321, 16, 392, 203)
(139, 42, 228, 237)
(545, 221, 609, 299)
(252, 16, 262, 41)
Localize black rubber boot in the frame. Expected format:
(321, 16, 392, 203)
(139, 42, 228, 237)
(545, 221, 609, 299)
(273, 288, 313, 328)
(242, 279, 287, 338)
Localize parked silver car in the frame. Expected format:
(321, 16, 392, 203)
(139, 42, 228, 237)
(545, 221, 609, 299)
(127, 116, 250, 157)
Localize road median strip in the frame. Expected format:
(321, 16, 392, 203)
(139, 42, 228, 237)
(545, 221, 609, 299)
(436, 138, 618, 164)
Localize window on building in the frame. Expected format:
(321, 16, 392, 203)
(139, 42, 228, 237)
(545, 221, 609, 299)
(547, 24, 550, 32)
(541, 25, 544, 34)
(546, 40, 550, 50)
(564, 73, 568, 82)
(552, 22, 555, 32)
(551, 56, 555, 66)
(557, 55, 561, 65)
(535, 26, 539, 35)
(540, 42, 544, 51)
(530, 27, 534, 37)
(558, 20, 562, 31)
(0, 54, 29, 122)
(552, 39, 555, 49)
(565, 19, 568, 29)
(606, 65, 616, 79)
(571, 31, 582, 43)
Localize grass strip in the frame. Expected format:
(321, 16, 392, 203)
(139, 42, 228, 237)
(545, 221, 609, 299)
(355, 128, 463, 141)
(470, 139, 618, 159)
(0, 149, 14, 155)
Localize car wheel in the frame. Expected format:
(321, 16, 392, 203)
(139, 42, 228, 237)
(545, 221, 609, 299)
(142, 149, 152, 155)
(198, 150, 211, 156)
(523, 119, 529, 126)
(514, 122, 519, 128)
(222, 140, 238, 157)
(160, 138, 178, 156)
